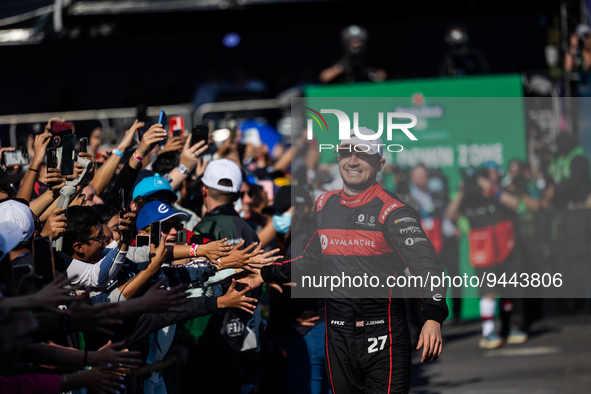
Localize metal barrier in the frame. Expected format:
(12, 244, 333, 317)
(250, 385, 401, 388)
(0, 104, 193, 147)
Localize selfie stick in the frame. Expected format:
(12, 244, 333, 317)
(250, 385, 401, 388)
(55, 157, 94, 252)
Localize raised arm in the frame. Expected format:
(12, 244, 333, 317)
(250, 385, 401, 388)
(90, 120, 144, 196)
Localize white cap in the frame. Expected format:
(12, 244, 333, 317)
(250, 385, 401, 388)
(202, 159, 243, 193)
(335, 127, 385, 158)
(0, 200, 35, 242)
(0, 222, 23, 259)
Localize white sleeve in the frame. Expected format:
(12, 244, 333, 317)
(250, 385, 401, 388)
(201, 268, 237, 287)
(66, 247, 127, 288)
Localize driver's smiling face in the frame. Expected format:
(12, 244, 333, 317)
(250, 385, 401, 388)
(338, 150, 383, 191)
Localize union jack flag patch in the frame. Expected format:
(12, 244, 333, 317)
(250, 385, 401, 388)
(356, 321, 364, 327)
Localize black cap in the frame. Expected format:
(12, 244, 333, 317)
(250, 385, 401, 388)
(263, 186, 291, 214)
(292, 185, 313, 207)
(0, 165, 25, 185)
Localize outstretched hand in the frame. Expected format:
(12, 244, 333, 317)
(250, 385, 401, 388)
(217, 279, 258, 314)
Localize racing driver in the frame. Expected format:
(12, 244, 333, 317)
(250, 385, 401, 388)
(241, 128, 448, 393)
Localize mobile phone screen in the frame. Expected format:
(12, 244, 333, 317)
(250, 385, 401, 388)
(158, 111, 167, 129)
(51, 121, 75, 148)
(136, 235, 150, 247)
(46, 147, 58, 169)
(191, 125, 209, 147)
(79, 137, 88, 153)
(61, 134, 76, 176)
(32, 236, 55, 283)
(3, 150, 29, 166)
(157, 111, 167, 147)
(150, 221, 161, 247)
(119, 188, 125, 218)
(177, 230, 187, 245)
(190, 234, 204, 245)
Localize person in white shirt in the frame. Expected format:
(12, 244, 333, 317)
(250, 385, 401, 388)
(63, 205, 135, 288)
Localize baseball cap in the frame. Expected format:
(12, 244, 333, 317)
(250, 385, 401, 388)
(335, 127, 384, 158)
(0, 222, 23, 259)
(202, 159, 242, 193)
(0, 200, 35, 242)
(293, 185, 313, 207)
(132, 174, 178, 202)
(136, 201, 189, 231)
(0, 165, 25, 186)
(263, 186, 291, 214)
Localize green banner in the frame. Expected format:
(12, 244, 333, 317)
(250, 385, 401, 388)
(302, 75, 526, 319)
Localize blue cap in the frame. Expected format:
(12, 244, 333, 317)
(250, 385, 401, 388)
(481, 160, 500, 170)
(136, 201, 188, 231)
(132, 174, 177, 202)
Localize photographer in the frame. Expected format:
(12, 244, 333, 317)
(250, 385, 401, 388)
(446, 161, 526, 348)
(319, 25, 387, 84)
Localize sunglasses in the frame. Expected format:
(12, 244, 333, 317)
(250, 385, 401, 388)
(144, 221, 183, 234)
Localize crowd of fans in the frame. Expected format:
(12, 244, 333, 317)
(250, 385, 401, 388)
(1, 92, 591, 393)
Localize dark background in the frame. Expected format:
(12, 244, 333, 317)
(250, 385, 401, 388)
(0, 0, 562, 115)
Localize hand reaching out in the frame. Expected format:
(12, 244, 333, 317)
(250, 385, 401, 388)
(139, 277, 189, 313)
(27, 272, 85, 314)
(160, 136, 185, 153)
(217, 279, 258, 314)
(179, 136, 207, 173)
(91, 340, 142, 369)
(31, 131, 52, 168)
(137, 124, 167, 157)
(69, 298, 123, 337)
(219, 241, 262, 270)
(118, 120, 144, 152)
(247, 244, 283, 266)
(198, 239, 232, 262)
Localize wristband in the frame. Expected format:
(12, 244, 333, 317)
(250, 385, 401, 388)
(189, 244, 198, 257)
(216, 258, 223, 270)
(29, 167, 39, 172)
(132, 150, 144, 162)
(112, 149, 124, 158)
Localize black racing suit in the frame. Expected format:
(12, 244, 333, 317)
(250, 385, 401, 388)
(262, 183, 448, 394)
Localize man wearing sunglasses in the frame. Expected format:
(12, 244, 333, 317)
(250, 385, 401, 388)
(63, 206, 135, 288)
(135, 201, 189, 246)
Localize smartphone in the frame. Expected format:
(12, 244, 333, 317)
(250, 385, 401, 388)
(136, 234, 150, 247)
(12, 264, 32, 286)
(177, 230, 187, 245)
(79, 137, 88, 153)
(60, 134, 76, 176)
(32, 236, 54, 282)
(229, 124, 237, 144)
(51, 121, 75, 148)
(169, 116, 185, 137)
(190, 234, 204, 245)
(191, 125, 209, 147)
(150, 221, 161, 247)
(157, 111, 167, 147)
(118, 188, 125, 218)
(2, 150, 29, 166)
(46, 147, 58, 168)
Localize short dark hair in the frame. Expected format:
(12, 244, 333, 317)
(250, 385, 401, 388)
(93, 204, 119, 225)
(206, 179, 238, 204)
(63, 206, 102, 256)
(248, 183, 265, 207)
(152, 152, 181, 176)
